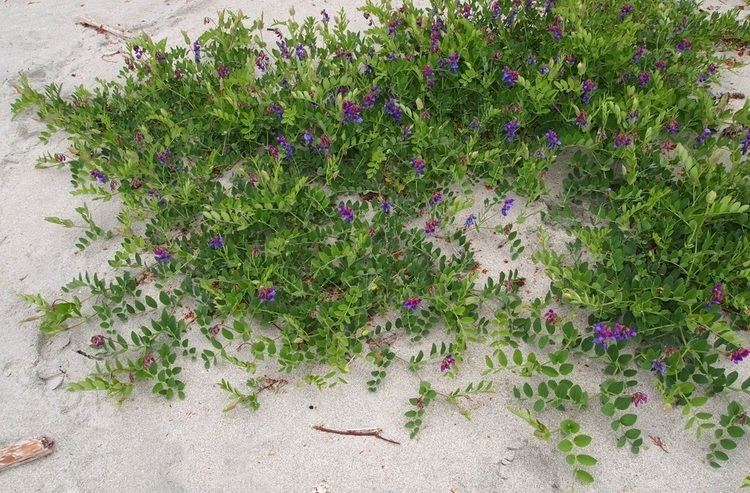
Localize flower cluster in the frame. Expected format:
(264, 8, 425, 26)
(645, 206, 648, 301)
(501, 198, 515, 216)
(504, 119, 521, 141)
(384, 98, 402, 123)
(258, 287, 276, 303)
(581, 79, 596, 104)
(411, 157, 426, 176)
(208, 235, 224, 249)
(337, 203, 354, 223)
(342, 100, 363, 124)
(502, 67, 519, 87)
(592, 321, 637, 348)
(440, 354, 456, 372)
(154, 246, 172, 263)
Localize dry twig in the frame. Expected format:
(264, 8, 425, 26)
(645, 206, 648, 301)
(312, 424, 400, 445)
(76, 17, 131, 40)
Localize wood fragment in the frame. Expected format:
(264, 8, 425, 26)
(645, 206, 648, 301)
(0, 436, 54, 473)
(76, 17, 131, 40)
(312, 424, 400, 445)
(649, 435, 668, 453)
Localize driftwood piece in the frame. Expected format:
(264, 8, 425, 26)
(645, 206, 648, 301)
(311, 424, 400, 445)
(0, 436, 54, 473)
(76, 17, 131, 40)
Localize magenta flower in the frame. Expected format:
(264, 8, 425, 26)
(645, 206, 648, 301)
(424, 218, 440, 235)
(730, 348, 750, 364)
(362, 85, 380, 109)
(637, 71, 650, 87)
(665, 119, 680, 134)
(411, 158, 426, 176)
(619, 4, 633, 20)
(430, 192, 443, 205)
(217, 64, 230, 79)
(90, 335, 106, 348)
(576, 111, 588, 127)
(154, 246, 172, 263)
(259, 286, 277, 303)
(654, 59, 667, 71)
(544, 309, 558, 325)
(631, 391, 648, 407)
(613, 133, 633, 148)
(710, 283, 725, 304)
(403, 297, 423, 311)
(440, 354, 457, 372)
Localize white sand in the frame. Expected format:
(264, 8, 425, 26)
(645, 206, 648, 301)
(2, 1, 749, 491)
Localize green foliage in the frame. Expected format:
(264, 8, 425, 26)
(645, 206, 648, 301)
(12, 0, 750, 486)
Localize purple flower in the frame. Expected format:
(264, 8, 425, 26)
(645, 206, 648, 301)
(654, 59, 668, 71)
(193, 40, 201, 64)
(424, 218, 440, 235)
(501, 198, 515, 216)
(217, 64, 230, 79)
(319, 134, 331, 152)
(411, 158, 426, 176)
(90, 335, 106, 348)
(362, 85, 380, 109)
(504, 119, 521, 141)
(259, 286, 276, 303)
(155, 149, 172, 167)
(544, 309, 559, 325)
(387, 18, 402, 36)
(256, 52, 270, 71)
(430, 192, 443, 205)
(547, 22, 563, 40)
(403, 297, 423, 311)
(581, 79, 597, 104)
(502, 67, 519, 87)
(464, 214, 477, 228)
(459, 2, 472, 19)
(711, 283, 725, 304)
(440, 354, 456, 372)
(154, 246, 172, 263)
(295, 44, 307, 60)
(90, 169, 107, 184)
(651, 359, 667, 374)
(613, 133, 632, 148)
(545, 129, 562, 149)
(387, 52, 398, 62)
(696, 128, 713, 145)
(576, 111, 588, 127)
(380, 200, 393, 214)
(208, 235, 224, 249)
(133, 45, 144, 59)
(302, 131, 314, 144)
(593, 321, 637, 347)
(268, 145, 279, 160)
(731, 348, 750, 364)
(321, 9, 330, 23)
(384, 98, 402, 124)
(665, 119, 680, 134)
(637, 71, 650, 87)
(342, 100, 363, 124)
(741, 129, 750, 155)
(631, 391, 648, 407)
(337, 202, 354, 223)
(267, 103, 284, 119)
(539, 65, 550, 75)
(619, 4, 633, 20)
(277, 134, 293, 158)
(423, 65, 435, 88)
(676, 39, 692, 52)
(447, 52, 460, 73)
(631, 45, 647, 64)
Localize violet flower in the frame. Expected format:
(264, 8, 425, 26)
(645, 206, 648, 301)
(440, 354, 456, 372)
(154, 246, 172, 263)
(730, 348, 750, 364)
(259, 286, 277, 302)
(337, 203, 354, 224)
(501, 198, 515, 216)
(208, 235, 224, 249)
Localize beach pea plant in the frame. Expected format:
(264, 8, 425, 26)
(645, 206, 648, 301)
(11, 0, 750, 486)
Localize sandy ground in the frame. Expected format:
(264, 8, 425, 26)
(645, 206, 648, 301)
(2, 1, 750, 491)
